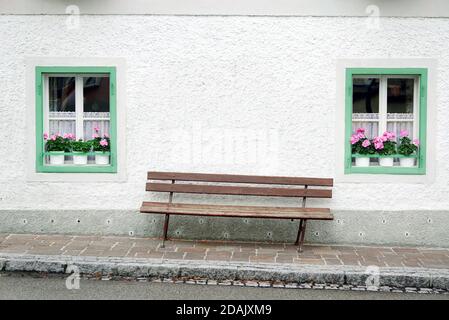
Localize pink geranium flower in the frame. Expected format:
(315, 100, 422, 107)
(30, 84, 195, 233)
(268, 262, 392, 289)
(99, 139, 108, 147)
(413, 139, 420, 147)
(374, 142, 384, 150)
(400, 129, 409, 138)
(356, 128, 366, 139)
(94, 127, 100, 133)
(382, 131, 396, 141)
(43, 133, 48, 140)
(373, 136, 385, 150)
(93, 133, 99, 139)
(350, 134, 360, 145)
(362, 139, 371, 148)
(50, 135, 57, 141)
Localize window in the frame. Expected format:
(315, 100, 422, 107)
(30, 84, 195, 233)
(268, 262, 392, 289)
(345, 68, 427, 175)
(35, 66, 117, 173)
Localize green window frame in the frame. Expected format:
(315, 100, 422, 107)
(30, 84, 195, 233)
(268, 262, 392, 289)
(345, 68, 427, 175)
(35, 66, 117, 173)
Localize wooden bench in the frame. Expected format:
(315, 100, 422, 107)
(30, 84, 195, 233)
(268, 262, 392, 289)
(140, 171, 333, 251)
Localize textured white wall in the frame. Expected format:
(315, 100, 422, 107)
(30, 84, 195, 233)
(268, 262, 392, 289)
(0, 15, 449, 215)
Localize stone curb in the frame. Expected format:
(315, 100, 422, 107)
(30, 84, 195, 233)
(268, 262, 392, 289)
(1, 253, 448, 290)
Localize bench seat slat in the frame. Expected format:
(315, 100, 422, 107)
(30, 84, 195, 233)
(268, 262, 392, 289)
(146, 183, 332, 198)
(140, 202, 333, 220)
(148, 171, 333, 187)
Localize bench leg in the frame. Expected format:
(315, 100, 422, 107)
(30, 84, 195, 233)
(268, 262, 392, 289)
(161, 214, 170, 248)
(297, 219, 308, 252)
(295, 219, 304, 245)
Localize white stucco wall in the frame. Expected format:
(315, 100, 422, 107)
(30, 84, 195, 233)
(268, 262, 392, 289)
(0, 15, 448, 245)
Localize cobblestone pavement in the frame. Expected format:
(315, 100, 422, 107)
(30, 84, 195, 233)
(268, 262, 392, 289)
(1, 233, 449, 269)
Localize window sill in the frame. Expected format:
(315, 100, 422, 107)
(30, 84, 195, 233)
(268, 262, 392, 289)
(345, 166, 425, 175)
(352, 153, 418, 158)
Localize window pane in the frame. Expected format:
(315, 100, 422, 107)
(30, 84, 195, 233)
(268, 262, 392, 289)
(387, 78, 415, 139)
(49, 77, 75, 112)
(352, 77, 379, 138)
(352, 77, 379, 114)
(83, 76, 110, 113)
(387, 78, 414, 113)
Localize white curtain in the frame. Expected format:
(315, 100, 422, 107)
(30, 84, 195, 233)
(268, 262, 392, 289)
(387, 113, 415, 140)
(353, 113, 415, 140)
(352, 121, 379, 139)
(352, 113, 379, 138)
(83, 120, 110, 140)
(49, 120, 76, 137)
(387, 122, 414, 140)
(47, 111, 110, 141)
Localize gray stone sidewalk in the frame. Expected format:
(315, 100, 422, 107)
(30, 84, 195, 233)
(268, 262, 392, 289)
(1, 233, 449, 292)
(1, 252, 449, 293)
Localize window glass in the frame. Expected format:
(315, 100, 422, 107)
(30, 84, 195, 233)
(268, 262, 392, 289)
(83, 76, 110, 140)
(83, 76, 110, 113)
(387, 78, 415, 139)
(49, 77, 75, 112)
(387, 78, 414, 114)
(48, 77, 76, 137)
(352, 77, 379, 138)
(352, 78, 379, 113)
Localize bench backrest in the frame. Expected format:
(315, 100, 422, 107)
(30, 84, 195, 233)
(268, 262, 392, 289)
(146, 172, 333, 199)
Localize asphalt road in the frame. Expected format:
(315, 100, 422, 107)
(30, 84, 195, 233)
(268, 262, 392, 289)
(0, 273, 447, 300)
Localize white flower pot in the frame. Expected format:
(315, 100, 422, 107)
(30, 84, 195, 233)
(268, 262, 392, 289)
(49, 152, 65, 165)
(399, 157, 415, 167)
(95, 152, 110, 165)
(379, 157, 394, 167)
(73, 152, 88, 165)
(355, 157, 370, 167)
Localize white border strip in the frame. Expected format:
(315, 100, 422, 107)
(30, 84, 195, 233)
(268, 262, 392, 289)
(1, 0, 449, 18)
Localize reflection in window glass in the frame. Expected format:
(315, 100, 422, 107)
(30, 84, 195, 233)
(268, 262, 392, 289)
(49, 77, 75, 112)
(83, 76, 110, 140)
(352, 77, 379, 139)
(387, 78, 414, 114)
(387, 78, 415, 139)
(83, 76, 110, 113)
(352, 78, 379, 114)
